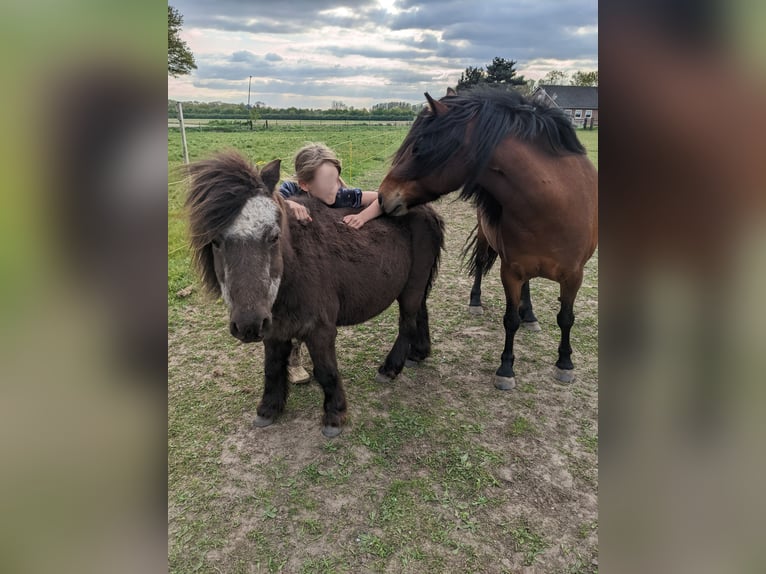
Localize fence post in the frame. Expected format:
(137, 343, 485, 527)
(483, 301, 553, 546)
(177, 101, 189, 164)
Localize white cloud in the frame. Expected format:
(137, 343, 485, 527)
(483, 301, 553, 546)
(168, 0, 597, 108)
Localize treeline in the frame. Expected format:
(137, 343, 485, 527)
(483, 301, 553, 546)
(168, 100, 419, 121)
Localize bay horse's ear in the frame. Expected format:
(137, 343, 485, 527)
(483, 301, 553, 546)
(260, 159, 281, 192)
(446, 87, 456, 96)
(424, 92, 448, 116)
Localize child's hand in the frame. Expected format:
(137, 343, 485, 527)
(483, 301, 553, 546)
(286, 200, 312, 222)
(343, 214, 366, 229)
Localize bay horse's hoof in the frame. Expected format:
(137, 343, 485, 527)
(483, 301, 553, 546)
(322, 425, 342, 438)
(468, 305, 484, 316)
(253, 415, 274, 428)
(404, 359, 420, 368)
(493, 375, 516, 390)
(553, 367, 575, 384)
(375, 371, 394, 383)
(522, 320, 541, 332)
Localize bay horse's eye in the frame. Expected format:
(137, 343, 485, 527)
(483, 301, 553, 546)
(211, 238, 222, 249)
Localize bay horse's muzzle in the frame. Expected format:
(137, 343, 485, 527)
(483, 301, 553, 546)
(229, 310, 271, 343)
(378, 190, 409, 216)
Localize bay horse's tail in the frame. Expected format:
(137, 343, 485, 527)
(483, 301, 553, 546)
(462, 223, 498, 278)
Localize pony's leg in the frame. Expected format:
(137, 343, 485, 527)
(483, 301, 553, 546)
(304, 326, 347, 438)
(494, 264, 523, 390)
(553, 272, 584, 384)
(519, 280, 541, 331)
(254, 339, 293, 428)
(376, 291, 420, 382)
(406, 300, 431, 367)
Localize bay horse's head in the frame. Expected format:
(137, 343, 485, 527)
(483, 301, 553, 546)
(186, 153, 285, 343)
(379, 90, 471, 216)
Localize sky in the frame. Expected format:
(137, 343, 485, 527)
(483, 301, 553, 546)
(168, 0, 597, 109)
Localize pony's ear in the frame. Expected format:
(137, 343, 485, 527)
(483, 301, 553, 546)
(446, 87, 457, 96)
(260, 159, 281, 192)
(424, 92, 448, 116)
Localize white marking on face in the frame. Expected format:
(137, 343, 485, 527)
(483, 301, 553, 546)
(219, 263, 233, 308)
(268, 277, 280, 304)
(225, 195, 280, 239)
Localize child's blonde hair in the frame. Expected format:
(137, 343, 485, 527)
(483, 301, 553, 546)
(293, 142, 348, 187)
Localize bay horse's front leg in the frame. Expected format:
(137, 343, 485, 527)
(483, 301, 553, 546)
(553, 272, 583, 384)
(494, 263, 523, 390)
(304, 326, 347, 438)
(254, 339, 293, 428)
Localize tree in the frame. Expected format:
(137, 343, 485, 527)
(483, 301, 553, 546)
(485, 57, 526, 87)
(456, 66, 486, 90)
(571, 70, 598, 87)
(540, 70, 568, 86)
(168, 6, 197, 77)
(456, 58, 526, 92)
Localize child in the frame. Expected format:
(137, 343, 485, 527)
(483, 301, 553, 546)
(278, 143, 384, 383)
(279, 142, 382, 229)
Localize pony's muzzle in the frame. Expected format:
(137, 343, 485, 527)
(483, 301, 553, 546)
(229, 310, 271, 343)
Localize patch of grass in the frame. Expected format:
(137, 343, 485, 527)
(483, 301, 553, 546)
(508, 414, 536, 437)
(508, 517, 549, 566)
(169, 125, 599, 574)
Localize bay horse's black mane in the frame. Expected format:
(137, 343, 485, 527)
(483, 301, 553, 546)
(392, 86, 586, 212)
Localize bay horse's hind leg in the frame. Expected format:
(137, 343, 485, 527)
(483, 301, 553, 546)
(469, 272, 484, 315)
(493, 263, 523, 390)
(553, 271, 584, 384)
(254, 339, 293, 428)
(304, 325, 347, 437)
(467, 218, 496, 315)
(519, 280, 541, 331)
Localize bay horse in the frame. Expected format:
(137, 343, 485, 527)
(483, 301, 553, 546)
(378, 86, 597, 390)
(185, 151, 444, 437)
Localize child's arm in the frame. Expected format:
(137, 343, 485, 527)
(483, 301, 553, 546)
(343, 191, 382, 229)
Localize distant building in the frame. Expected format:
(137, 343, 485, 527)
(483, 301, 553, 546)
(532, 85, 598, 128)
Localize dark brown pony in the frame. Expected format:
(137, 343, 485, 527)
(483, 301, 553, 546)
(378, 86, 597, 389)
(185, 151, 444, 437)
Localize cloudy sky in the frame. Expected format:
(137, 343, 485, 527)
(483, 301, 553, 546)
(168, 0, 597, 109)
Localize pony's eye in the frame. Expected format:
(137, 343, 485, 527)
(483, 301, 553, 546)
(211, 238, 221, 249)
(268, 231, 280, 244)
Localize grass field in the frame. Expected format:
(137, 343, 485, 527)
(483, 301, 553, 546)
(168, 125, 598, 573)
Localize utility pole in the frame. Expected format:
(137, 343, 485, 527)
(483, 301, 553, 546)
(247, 76, 253, 130)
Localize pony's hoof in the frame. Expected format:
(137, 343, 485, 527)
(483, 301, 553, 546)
(375, 371, 394, 383)
(493, 375, 516, 391)
(522, 320, 541, 332)
(468, 305, 484, 316)
(322, 425, 342, 438)
(253, 415, 274, 428)
(553, 367, 575, 384)
(404, 359, 420, 368)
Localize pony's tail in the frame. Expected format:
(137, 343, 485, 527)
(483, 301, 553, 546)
(424, 210, 446, 298)
(462, 224, 498, 278)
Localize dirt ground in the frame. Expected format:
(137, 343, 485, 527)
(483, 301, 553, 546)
(169, 194, 598, 573)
